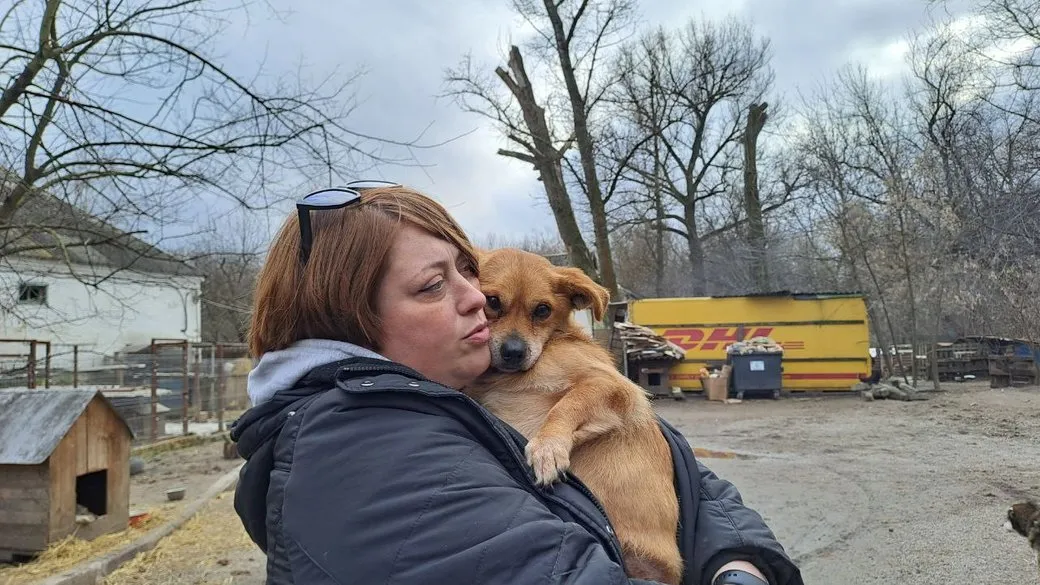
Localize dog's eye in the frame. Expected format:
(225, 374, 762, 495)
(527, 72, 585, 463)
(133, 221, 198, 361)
(532, 303, 551, 320)
(485, 296, 501, 311)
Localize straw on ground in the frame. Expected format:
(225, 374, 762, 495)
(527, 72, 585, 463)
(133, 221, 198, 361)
(103, 492, 257, 585)
(0, 508, 170, 585)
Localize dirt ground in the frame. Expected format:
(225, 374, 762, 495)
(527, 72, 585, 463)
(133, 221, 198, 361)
(655, 381, 1040, 584)
(96, 440, 266, 585)
(131, 440, 243, 514)
(101, 492, 264, 585)
(102, 382, 1039, 584)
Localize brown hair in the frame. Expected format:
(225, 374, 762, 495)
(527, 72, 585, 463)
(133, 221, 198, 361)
(248, 186, 478, 358)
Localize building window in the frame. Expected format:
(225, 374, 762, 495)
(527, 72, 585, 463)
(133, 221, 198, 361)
(18, 283, 47, 305)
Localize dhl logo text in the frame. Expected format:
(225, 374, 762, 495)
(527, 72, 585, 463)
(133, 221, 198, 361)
(660, 327, 804, 352)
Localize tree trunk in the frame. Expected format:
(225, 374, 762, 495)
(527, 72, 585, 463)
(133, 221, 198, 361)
(742, 102, 769, 292)
(494, 46, 598, 278)
(682, 200, 707, 296)
(542, 0, 619, 298)
(867, 306, 895, 377)
(844, 237, 895, 377)
(860, 240, 908, 379)
(0, 181, 31, 225)
(653, 149, 666, 297)
(893, 197, 919, 385)
(839, 214, 897, 377)
(588, 196, 616, 295)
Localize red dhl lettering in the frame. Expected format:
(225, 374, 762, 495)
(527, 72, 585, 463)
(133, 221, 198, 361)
(662, 327, 778, 352)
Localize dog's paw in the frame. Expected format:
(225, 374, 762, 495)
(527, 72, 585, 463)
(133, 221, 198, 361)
(525, 435, 572, 486)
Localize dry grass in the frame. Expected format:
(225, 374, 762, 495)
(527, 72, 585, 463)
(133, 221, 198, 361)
(103, 492, 257, 585)
(0, 507, 171, 585)
(0, 490, 255, 585)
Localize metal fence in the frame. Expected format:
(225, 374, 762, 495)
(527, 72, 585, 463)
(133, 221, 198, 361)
(0, 338, 251, 444)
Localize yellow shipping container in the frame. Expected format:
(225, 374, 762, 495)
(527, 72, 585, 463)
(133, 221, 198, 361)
(627, 292, 871, 392)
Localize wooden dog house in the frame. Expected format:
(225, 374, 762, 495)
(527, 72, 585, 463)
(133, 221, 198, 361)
(0, 388, 134, 560)
(634, 357, 678, 397)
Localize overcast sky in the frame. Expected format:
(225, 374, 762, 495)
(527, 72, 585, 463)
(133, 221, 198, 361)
(210, 0, 974, 249)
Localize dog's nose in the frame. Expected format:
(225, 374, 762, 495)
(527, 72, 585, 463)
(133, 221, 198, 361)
(500, 337, 526, 366)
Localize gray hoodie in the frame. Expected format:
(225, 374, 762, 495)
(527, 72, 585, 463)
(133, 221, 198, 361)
(246, 338, 388, 406)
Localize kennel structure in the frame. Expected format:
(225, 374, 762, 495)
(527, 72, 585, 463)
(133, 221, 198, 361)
(0, 388, 134, 559)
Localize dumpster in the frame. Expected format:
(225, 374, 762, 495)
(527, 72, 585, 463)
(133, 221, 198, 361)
(727, 353, 783, 399)
(725, 336, 784, 399)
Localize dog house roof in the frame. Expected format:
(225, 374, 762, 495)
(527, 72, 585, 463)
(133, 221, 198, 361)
(0, 388, 133, 465)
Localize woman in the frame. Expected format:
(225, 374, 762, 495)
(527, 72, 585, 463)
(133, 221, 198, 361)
(230, 182, 803, 585)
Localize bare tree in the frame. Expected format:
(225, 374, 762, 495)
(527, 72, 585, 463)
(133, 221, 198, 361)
(0, 0, 429, 289)
(511, 0, 639, 298)
(742, 102, 770, 291)
(447, 0, 636, 297)
(792, 8, 1040, 383)
(610, 17, 775, 295)
(794, 65, 920, 376)
(474, 229, 564, 255)
(905, 22, 992, 388)
(444, 48, 598, 278)
(172, 213, 270, 343)
(598, 30, 671, 295)
(974, 0, 1040, 92)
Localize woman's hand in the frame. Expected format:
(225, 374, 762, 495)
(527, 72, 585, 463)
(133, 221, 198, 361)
(712, 560, 769, 584)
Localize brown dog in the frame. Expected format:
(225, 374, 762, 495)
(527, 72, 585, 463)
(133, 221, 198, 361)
(465, 248, 682, 585)
(1005, 500, 1040, 579)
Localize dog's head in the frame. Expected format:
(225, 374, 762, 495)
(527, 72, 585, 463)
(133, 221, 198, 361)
(1005, 500, 1038, 537)
(477, 247, 609, 373)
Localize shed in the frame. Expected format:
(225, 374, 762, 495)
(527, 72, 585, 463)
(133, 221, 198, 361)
(0, 388, 134, 560)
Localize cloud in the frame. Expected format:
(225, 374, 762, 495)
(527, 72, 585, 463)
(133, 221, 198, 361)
(183, 0, 977, 249)
(201, 0, 558, 244)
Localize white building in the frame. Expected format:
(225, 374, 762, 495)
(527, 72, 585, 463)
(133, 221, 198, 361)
(0, 192, 203, 372)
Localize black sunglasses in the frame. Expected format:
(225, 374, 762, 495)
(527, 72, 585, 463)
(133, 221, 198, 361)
(296, 180, 401, 263)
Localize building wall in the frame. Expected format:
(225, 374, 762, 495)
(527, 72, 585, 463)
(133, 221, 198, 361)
(0, 257, 202, 370)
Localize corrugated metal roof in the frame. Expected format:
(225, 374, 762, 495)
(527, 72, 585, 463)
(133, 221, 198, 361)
(0, 388, 133, 465)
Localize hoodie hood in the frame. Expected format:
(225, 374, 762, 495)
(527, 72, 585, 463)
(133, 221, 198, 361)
(230, 350, 396, 460)
(247, 338, 388, 407)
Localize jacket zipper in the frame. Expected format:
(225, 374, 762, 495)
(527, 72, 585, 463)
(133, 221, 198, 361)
(336, 363, 626, 565)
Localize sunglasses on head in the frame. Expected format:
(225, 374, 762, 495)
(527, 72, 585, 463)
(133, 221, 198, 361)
(296, 179, 401, 263)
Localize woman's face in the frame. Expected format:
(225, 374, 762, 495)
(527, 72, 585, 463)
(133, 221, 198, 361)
(375, 223, 491, 389)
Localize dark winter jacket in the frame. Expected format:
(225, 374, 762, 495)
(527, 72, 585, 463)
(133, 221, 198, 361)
(230, 355, 803, 585)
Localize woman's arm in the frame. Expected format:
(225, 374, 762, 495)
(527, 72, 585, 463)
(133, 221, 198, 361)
(281, 403, 659, 585)
(657, 416, 803, 585)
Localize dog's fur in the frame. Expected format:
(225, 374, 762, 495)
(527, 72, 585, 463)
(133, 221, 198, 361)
(1005, 500, 1040, 579)
(464, 248, 682, 585)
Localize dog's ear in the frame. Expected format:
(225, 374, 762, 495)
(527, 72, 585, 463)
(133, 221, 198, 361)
(554, 267, 610, 321)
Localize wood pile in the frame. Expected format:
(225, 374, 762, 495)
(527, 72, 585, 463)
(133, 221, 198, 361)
(856, 376, 930, 401)
(726, 336, 784, 355)
(614, 322, 686, 362)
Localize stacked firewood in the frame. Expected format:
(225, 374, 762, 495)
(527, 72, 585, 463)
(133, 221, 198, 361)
(614, 322, 686, 361)
(725, 336, 784, 355)
(856, 376, 929, 401)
